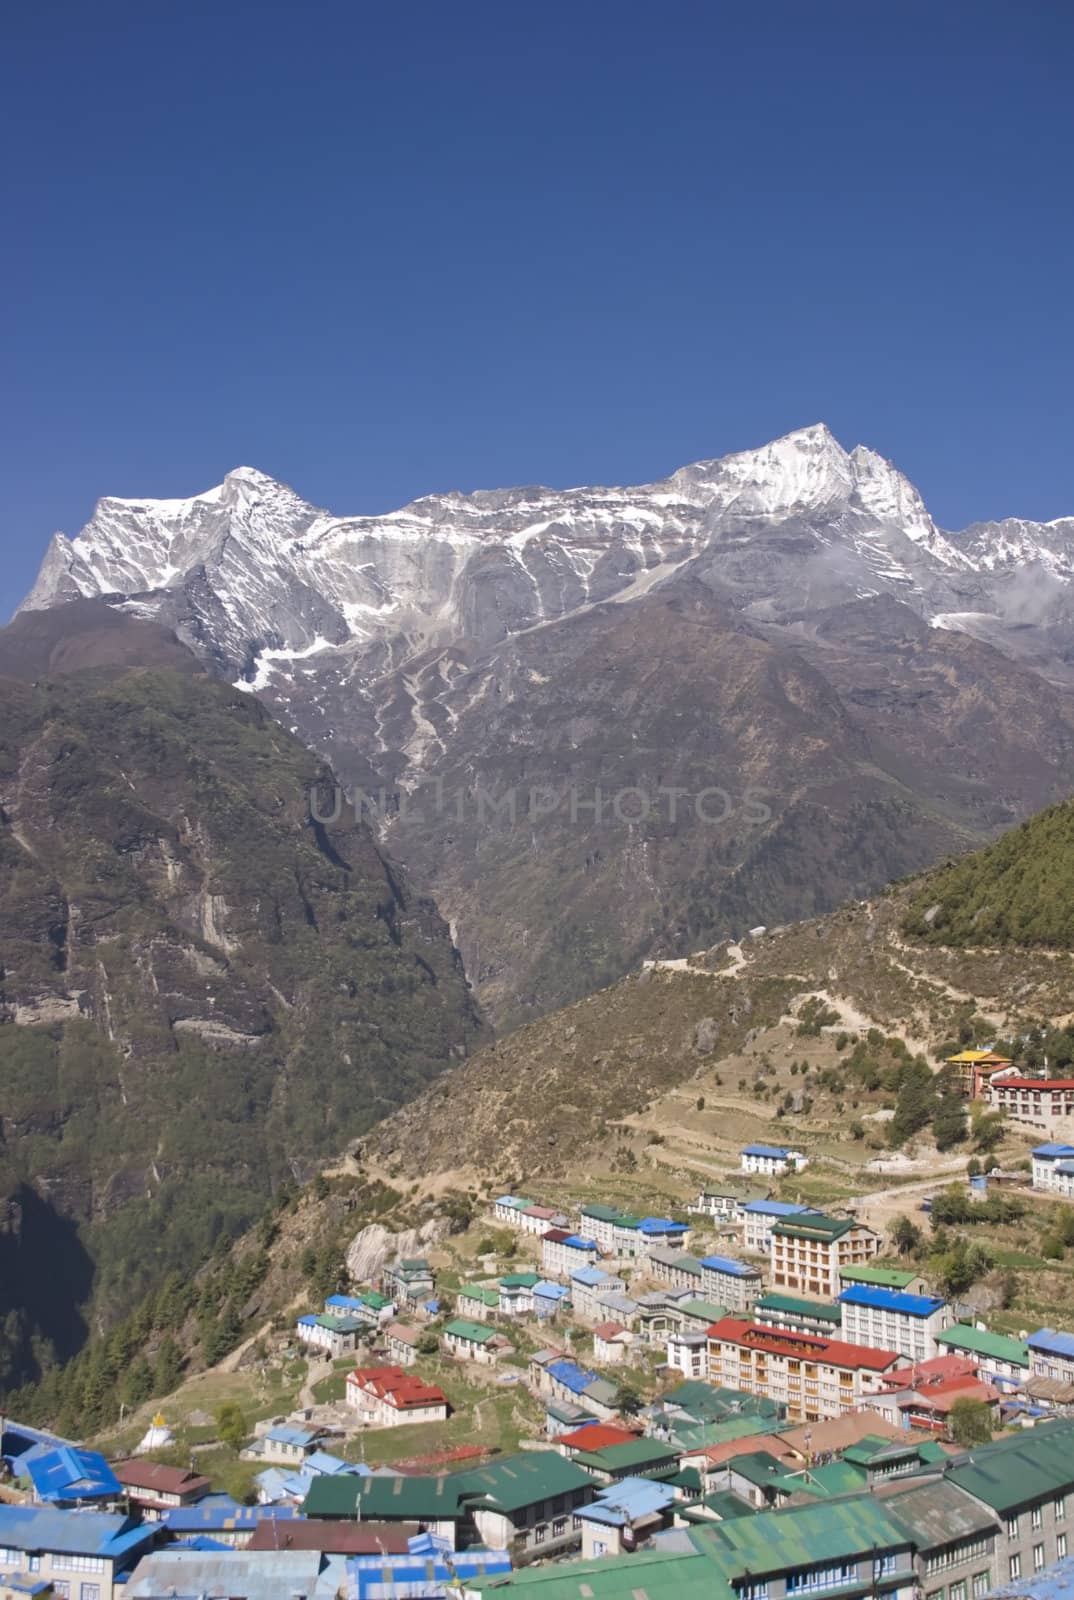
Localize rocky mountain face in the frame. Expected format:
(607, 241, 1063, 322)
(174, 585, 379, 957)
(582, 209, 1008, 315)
(20, 425, 1074, 1026)
(0, 607, 480, 1388)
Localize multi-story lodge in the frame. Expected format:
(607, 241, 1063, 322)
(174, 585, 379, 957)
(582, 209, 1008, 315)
(837, 1285, 952, 1362)
(770, 1213, 880, 1297)
(740, 1144, 809, 1177)
(706, 1315, 899, 1421)
(986, 1074, 1074, 1130)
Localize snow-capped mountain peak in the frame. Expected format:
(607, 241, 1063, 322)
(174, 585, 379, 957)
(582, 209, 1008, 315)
(18, 427, 1073, 684)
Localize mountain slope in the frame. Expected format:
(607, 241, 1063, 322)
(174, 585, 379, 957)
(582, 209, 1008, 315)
(0, 610, 480, 1389)
(363, 802, 1074, 1192)
(19, 425, 1074, 1026)
(905, 799, 1074, 948)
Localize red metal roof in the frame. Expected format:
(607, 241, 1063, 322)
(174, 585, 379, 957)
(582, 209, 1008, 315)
(112, 1459, 212, 1496)
(707, 1316, 898, 1371)
(992, 1077, 1074, 1091)
(558, 1424, 640, 1452)
(593, 1321, 628, 1340)
(348, 1364, 448, 1410)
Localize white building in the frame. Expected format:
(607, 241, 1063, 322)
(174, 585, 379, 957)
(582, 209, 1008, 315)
(345, 1364, 450, 1426)
(837, 1286, 952, 1363)
(542, 1230, 599, 1279)
(592, 1321, 633, 1365)
(739, 1199, 818, 1253)
(295, 1311, 363, 1357)
(1032, 1143, 1074, 1194)
(666, 1329, 709, 1380)
(740, 1144, 809, 1177)
(986, 1076, 1074, 1130)
(1027, 1329, 1074, 1384)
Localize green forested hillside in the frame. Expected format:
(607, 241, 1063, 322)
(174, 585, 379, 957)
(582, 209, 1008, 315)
(904, 798, 1074, 948)
(0, 650, 480, 1390)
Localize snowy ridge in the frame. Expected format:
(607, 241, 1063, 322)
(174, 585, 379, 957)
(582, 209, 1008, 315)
(19, 425, 1073, 688)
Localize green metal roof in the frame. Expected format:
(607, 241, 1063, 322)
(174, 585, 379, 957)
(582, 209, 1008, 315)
(569, 1438, 681, 1475)
(500, 1272, 541, 1288)
(678, 1300, 730, 1323)
(936, 1323, 1030, 1367)
(690, 1493, 914, 1577)
(701, 1489, 756, 1520)
(673, 1415, 776, 1453)
(302, 1472, 465, 1520)
(838, 1263, 918, 1289)
(456, 1451, 595, 1514)
(726, 1451, 788, 1488)
(458, 1284, 501, 1307)
(580, 1203, 622, 1221)
(443, 1317, 497, 1343)
(767, 1461, 867, 1500)
(944, 1420, 1074, 1514)
(755, 1293, 842, 1324)
(771, 1213, 857, 1241)
(467, 1550, 729, 1600)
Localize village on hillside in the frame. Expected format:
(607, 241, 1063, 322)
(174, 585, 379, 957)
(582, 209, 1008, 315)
(6, 1043, 1074, 1600)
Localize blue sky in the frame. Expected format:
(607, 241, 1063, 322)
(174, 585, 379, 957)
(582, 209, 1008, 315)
(3, 0, 1072, 619)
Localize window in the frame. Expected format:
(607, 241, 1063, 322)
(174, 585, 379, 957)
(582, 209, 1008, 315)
(1032, 1506, 1043, 1531)
(741, 1585, 770, 1600)
(1058, 1535, 1068, 1561)
(592, 1541, 607, 1558)
(552, 1518, 567, 1537)
(874, 1555, 898, 1578)
(949, 1582, 966, 1600)
(52, 1587, 70, 1600)
(1009, 1556, 1021, 1581)
(1058, 1496, 1067, 1522)
(1033, 1546, 1046, 1573)
(1007, 1516, 1019, 1539)
(971, 1576, 988, 1599)
(534, 1526, 546, 1545)
(27, 1557, 41, 1574)
(925, 1540, 990, 1576)
(81, 1586, 101, 1600)
(53, 1558, 105, 1575)
(786, 1565, 857, 1593)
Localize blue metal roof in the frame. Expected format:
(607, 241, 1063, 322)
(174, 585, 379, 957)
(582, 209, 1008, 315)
(345, 1546, 511, 1598)
(546, 1358, 599, 1395)
(638, 1217, 687, 1234)
(297, 1312, 319, 1326)
(838, 1285, 946, 1316)
(576, 1476, 677, 1528)
(1056, 1163, 1074, 1176)
(700, 1254, 757, 1277)
(562, 1234, 598, 1250)
(740, 1199, 814, 1217)
(0, 1421, 67, 1470)
(325, 1293, 367, 1311)
(985, 1553, 1074, 1600)
(162, 1502, 301, 1533)
(24, 1446, 120, 1503)
(1028, 1327, 1074, 1358)
(534, 1280, 570, 1299)
(304, 1449, 352, 1474)
(742, 1144, 796, 1159)
(1032, 1143, 1074, 1158)
(571, 1265, 611, 1286)
(265, 1424, 319, 1448)
(0, 1504, 156, 1559)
